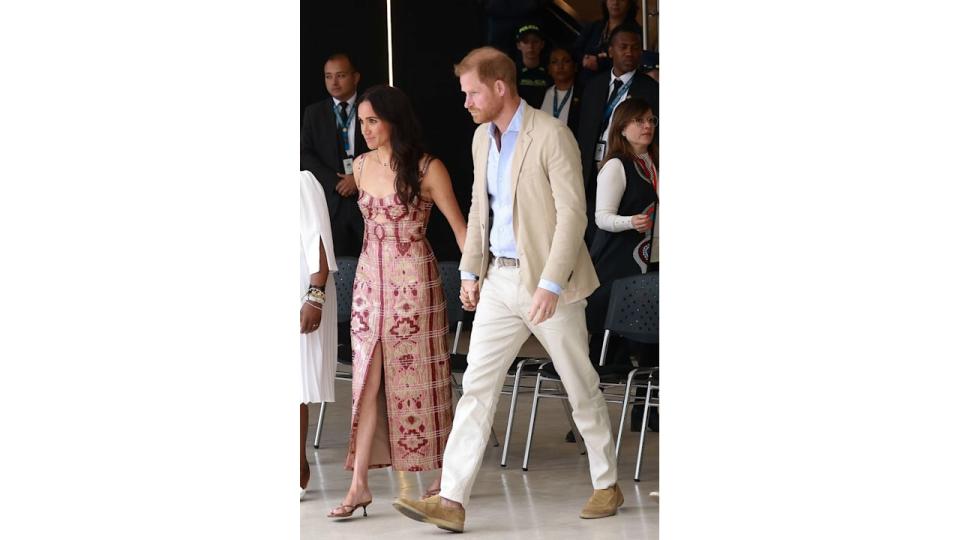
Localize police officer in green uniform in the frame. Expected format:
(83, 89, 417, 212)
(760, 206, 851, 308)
(514, 23, 552, 108)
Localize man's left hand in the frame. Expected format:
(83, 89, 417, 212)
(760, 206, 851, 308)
(527, 287, 559, 325)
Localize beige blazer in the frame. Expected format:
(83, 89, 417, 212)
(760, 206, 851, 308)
(460, 103, 600, 304)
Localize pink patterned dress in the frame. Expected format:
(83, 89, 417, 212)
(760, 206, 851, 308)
(345, 155, 453, 472)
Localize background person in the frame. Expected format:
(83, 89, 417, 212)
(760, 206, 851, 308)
(299, 170, 339, 500)
(301, 53, 369, 257)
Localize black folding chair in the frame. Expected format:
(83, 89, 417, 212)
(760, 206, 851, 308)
(600, 273, 659, 457)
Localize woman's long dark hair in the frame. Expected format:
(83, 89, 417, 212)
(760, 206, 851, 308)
(357, 85, 424, 205)
(602, 97, 658, 169)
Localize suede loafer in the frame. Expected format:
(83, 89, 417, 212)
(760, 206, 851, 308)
(579, 483, 625, 519)
(393, 495, 465, 533)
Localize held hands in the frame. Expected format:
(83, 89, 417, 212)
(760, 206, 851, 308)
(336, 173, 358, 197)
(300, 301, 323, 334)
(459, 279, 480, 311)
(631, 213, 652, 232)
(527, 287, 559, 325)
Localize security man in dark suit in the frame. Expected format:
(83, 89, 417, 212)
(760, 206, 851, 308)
(300, 53, 369, 257)
(576, 24, 658, 244)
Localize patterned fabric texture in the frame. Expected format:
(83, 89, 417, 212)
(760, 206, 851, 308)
(345, 186, 453, 472)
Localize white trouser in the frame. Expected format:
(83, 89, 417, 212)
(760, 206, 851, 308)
(439, 264, 618, 506)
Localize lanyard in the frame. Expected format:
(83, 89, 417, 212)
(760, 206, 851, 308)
(552, 87, 572, 118)
(602, 75, 634, 127)
(634, 154, 658, 194)
(334, 101, 357, 154)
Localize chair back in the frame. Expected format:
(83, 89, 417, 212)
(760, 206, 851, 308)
(333, 257, 358, 324)
(604, 273, 658, 344)
(438, 261, 465, 328)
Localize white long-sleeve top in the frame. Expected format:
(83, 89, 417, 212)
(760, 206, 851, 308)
(595, 158, 633, 232)
(594, 154, 657, 231)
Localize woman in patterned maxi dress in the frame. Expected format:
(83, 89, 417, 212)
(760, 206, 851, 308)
(328, 85, 467, 519)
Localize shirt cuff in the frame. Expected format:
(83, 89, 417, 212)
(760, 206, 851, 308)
(460, 272, 478, 281)
(538, 279, 563, 295)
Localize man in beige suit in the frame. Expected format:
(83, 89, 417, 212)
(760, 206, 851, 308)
(393, 46, 623, 533)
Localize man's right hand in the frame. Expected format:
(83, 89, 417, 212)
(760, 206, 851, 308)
(460, 279, 480, 311)
(336, 173, 358, 197)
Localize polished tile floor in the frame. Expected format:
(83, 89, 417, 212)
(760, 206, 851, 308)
(301, 378, 659, 538)
(304, 381, 659, 540)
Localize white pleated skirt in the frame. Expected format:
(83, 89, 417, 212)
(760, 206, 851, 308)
(300, 245, 337, 403)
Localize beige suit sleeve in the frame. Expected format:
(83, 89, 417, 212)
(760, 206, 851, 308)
(540, 123, 587, 286)
(459, 126, 487, 276)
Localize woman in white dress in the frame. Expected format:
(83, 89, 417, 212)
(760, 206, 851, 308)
(300, 170, 339, 499)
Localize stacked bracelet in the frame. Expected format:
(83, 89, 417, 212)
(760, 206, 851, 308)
(303, 286, 325, 305)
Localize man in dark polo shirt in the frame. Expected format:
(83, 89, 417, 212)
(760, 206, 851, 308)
(515, 23, 552, 108)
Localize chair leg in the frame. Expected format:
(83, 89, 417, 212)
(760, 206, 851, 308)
(616, 368, 639, 457)
(500, 358, 529, 467)
(560, 397, 587, 455)
(521, 371, 545, 471)
(598, 330, 611, 366)
(313, 401, 326, 449)
(451, 373, 462, 398)
(635, 381, 654, 481)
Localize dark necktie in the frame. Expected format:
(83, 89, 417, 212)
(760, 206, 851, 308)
(338, 101, 350, 125)
(599, 78, 625, 134)
(606, 78, 624, 108)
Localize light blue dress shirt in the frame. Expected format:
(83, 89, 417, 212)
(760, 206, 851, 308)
(462, 101, 562, 295)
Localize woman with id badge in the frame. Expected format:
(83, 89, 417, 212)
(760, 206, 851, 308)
(539, 46, 582, 134)
(586, 97, 658, 365)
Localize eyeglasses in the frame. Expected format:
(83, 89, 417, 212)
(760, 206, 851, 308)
(634, 116, 658, 127)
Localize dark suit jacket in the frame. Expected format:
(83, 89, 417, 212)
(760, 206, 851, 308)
(565, 83, 584, 136)
(300, 97, 370, 218)
(576, 69, 659, 203)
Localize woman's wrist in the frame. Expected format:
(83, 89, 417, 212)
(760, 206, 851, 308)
(303, 285, 326, 305)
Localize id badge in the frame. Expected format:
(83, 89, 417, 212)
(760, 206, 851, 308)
(594, 142, 606, 162)
(342, 157, 354, 175)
